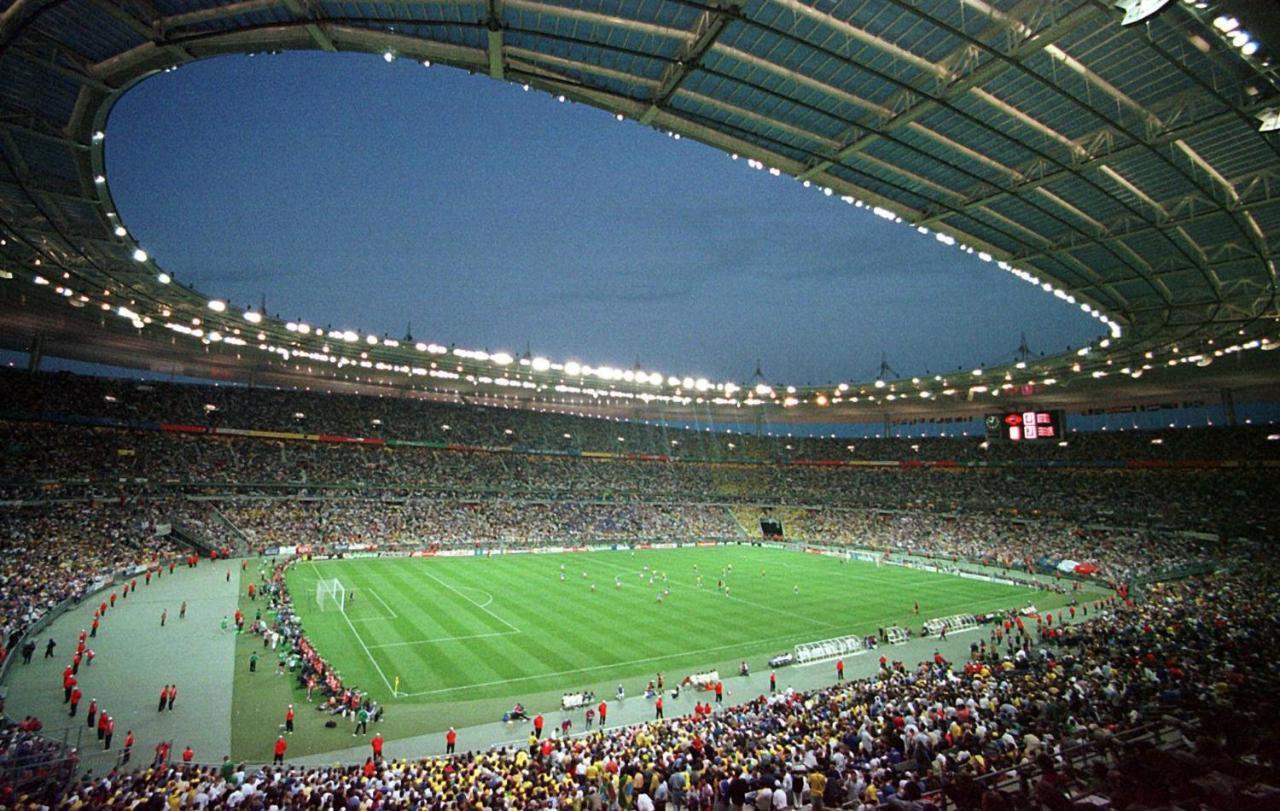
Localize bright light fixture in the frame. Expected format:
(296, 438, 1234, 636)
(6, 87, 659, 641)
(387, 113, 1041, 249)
(132, 248, 148, 262)
(207, 299, 226, 312)
(1213, 15, 1239, 32)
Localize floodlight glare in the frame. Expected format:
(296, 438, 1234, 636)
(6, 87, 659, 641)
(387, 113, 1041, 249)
(1258, 108, 1280, 133)
(131, 248, 148, 262)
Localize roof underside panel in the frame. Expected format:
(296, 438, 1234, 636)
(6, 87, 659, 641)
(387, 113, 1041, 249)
(0, 54, 80, 126)
(33, 0, 149, 64)
(824, 161, 932, 213)
(9, 135, 79, 184)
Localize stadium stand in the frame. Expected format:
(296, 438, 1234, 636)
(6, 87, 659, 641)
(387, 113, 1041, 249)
(0, 377, 1276, 809)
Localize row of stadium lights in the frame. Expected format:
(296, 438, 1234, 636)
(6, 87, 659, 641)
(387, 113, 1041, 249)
(728, 153, 1125, 344)
(21, 188, 1280, 412)
(50, 25, 1275, 408)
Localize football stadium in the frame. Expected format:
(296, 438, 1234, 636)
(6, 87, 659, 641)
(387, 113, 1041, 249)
(1, 0, 1280, 807)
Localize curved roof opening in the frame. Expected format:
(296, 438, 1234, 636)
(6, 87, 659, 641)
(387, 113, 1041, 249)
(105, 52, 1100, 385)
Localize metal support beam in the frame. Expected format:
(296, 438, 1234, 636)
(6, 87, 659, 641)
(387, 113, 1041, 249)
(485, 0, 505, 79)
(281, 0, 336, 52)
(487, 27, 504, 80)
(798, 2, 1100, 182)
(640, 0, 741, 124)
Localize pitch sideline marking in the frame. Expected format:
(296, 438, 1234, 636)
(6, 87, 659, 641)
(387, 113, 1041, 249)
(394, 629, 810, 697)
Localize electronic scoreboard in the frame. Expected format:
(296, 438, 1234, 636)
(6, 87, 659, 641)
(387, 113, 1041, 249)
(985, 410, 1065, 442)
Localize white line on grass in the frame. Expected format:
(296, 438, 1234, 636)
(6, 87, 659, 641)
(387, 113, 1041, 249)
(310, 562, 396, 696)
(449, 586, 494, 609)
(395, 629, 811, 697)
(417, 567, 520, 633)
(366, 588, 399, 619)
(368, 630, 520, 650)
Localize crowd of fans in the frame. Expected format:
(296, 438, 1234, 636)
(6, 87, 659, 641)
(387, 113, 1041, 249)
(223, 500, 741, 549)
(3, 420, 1277, 539)
(0, 502, 185, 656)
(28, 570, 1278, 809)
(2, 368, 1278, 463)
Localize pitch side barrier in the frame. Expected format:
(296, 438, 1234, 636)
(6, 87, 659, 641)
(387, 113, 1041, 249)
(789, 543, 1055, 591)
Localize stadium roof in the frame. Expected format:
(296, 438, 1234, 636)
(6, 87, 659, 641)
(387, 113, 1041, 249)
(1, 0, 1278, 423)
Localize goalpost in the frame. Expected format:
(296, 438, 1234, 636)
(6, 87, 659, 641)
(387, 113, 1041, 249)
(316, 578, 346, 612)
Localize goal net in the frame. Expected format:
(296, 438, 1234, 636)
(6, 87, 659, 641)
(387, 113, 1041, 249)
(316, 578, 346, 612)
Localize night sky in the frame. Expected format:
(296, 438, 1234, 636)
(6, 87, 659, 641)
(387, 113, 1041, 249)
(103, 51, 1102, 387)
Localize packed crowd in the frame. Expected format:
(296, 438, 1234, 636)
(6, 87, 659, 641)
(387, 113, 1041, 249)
(2, 368, 1277, 463)
(4, 421, 1278, 539)
(223, 501, 741, 549)
(30, 569, 1279, 810)
(788, 509, 1234, 585)
(0, 502, 185, 655)
(0, 717, 77, 807)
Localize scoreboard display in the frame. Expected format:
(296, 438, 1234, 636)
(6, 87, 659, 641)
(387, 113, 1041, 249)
(985, 410, 1065, 442)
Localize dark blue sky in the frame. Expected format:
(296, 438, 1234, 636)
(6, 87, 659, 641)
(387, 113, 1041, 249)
(104, 52, 1101, 386)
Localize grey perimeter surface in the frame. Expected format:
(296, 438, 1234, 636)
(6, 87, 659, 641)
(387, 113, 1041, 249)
(4, 561, 240, 774)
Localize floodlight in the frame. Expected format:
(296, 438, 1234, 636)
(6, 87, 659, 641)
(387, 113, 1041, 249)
(1256, 107, 1280, 132)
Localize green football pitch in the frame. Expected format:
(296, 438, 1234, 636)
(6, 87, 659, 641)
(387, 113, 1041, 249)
(282, 546, 1080, 712)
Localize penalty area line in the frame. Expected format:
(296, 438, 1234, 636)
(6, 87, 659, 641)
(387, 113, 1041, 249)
(418, 567, 520, 633)
(364, 588, 399, 620)
(309, 562, 396, 696)
(368, 630, 519, 650)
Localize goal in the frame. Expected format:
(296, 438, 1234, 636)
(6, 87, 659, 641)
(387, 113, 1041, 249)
(316, 578, 346, 612)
